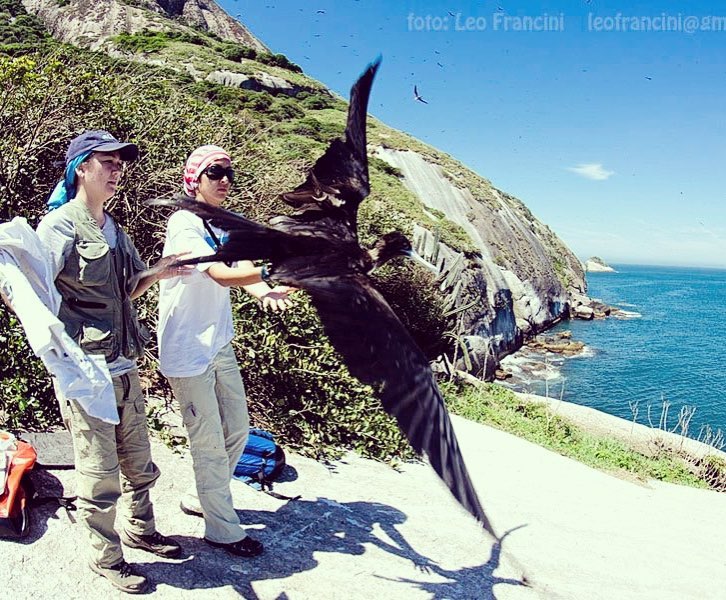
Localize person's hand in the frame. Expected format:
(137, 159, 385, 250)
(153, 252, 194, 280)
(260, 286, 295, 312)
(0, 288, 14, 312)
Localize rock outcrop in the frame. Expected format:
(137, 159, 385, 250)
(20, 0, 267, 51)
(584, 256, 616, 272)
(569, 291, 615, 319)
(205, 70, 317, 97)
(377, 148, 586, 377)
(527, 331, 586, 355)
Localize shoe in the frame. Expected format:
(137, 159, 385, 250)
(179, 498, 203, 518)
(120, 530, 182, 559)
(204, 535, 264, 558)
(89, 560, 148, 594)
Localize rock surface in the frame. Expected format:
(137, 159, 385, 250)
(527, 331, 586, 355)
(21, 0, 267, 51)
(5, 405, 726, 599)
(205, 70, 314, 96)
(378, 148, 586, 376)
(584, 257, 616, 272)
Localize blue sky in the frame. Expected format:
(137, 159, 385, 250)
(223, 0, 726, 268)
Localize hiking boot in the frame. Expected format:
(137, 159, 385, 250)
(179, 494, 203, 518)
(89, 560, 148, 594)
(204, 535, 264, 558)
(120, 530, 182, 558)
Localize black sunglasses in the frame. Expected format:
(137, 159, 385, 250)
(202, 164, 235, 183)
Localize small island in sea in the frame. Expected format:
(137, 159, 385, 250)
(583, 256, 616, 272)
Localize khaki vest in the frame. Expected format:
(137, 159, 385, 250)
(54, 202, 150, 363)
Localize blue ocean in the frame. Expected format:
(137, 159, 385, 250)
(502, 265, 726, 441)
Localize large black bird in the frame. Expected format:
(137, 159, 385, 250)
(149, 59, 495, 538)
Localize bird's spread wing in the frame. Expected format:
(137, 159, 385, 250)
(281, 58, 381, 237)
(302, 273, 494, 536)
(146, 196, 333, 265)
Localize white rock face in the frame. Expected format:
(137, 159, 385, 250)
(584, 258, 616, 272)
(206, 69, 300, 95)
(382, 147, 586, 375)
(21, 0, 268, 50)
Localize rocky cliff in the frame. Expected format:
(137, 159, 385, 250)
(20, 0, 267, 51)
(375, 147, 586, 376)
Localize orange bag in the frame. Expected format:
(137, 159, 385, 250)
(0, 432, 37, 539)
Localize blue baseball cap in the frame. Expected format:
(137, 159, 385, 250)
(65, 130, 139, 166)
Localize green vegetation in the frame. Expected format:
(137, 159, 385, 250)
(112, 29, 302, 73)
(113, 30, 210, 53)
(0, 0, 49, 50)
(0, 313, 56, 430)
(552, 254, 572, 288)
(443, 381, 724, 490)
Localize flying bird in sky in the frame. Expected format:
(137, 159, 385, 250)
(148, 59, 494, 538)
(413, 84, 428, 104)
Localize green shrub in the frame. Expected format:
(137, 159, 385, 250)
(256, 51, 302, 73)
(189, 81, 273, 113)
(0, 0, 48, 47)
(219, 42, 257, 63)
(113, 30, 209, 54)
(0, 311, 57, 430)
(284, 116, 344, 143)
(267, 97, 305, 121)
(369, 156, 403, 178)
(301, 93, 335, 110)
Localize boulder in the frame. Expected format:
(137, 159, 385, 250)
(574, 305, 595, 320)
(205, 70, 302, 96)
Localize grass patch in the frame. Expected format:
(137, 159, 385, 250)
(442, 381, 711, 489)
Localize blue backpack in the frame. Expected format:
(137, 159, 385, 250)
(233, 428, 288, 493)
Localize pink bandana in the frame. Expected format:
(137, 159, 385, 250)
(183, 145, 231, 196)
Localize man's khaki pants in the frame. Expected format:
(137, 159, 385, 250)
(59, 369, 160, 567)
(167, 343, 250, 543)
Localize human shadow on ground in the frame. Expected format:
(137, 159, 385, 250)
(16, 468, 77, 545)
(138, 497, 528, 599)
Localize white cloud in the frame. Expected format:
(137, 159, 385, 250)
(567, 163, 614, 181)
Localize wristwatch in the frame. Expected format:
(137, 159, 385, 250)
(260, 263, 274, 285)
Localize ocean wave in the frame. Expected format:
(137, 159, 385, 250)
(500, 353, 564, 383)
(615, 310, 642, 319)
(570, 345, 596, 359)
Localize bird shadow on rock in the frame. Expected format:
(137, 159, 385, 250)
(386, 524, 532, 600)
(137, 497, 528, 599)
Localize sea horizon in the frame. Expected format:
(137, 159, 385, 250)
(588, 261, 726, 272)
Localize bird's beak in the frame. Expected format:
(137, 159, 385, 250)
(405, 250, 438, 273)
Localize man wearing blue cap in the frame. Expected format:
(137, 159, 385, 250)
(37, 130, 188, 594)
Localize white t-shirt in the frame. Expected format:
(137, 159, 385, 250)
(157, 210, 236, 377)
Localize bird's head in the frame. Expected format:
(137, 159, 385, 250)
(368, 231, 437, 273)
